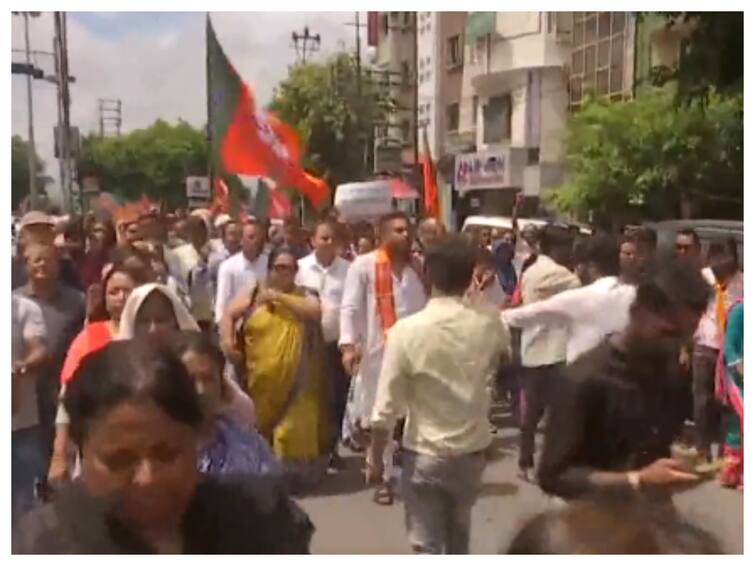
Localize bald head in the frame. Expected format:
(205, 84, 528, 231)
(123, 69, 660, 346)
(418, 218, 445, 249)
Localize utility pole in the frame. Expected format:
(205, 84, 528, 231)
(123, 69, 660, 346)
(291, 26, 321, 64)
(20, 12, 40, 209)
(98, 98, 123, 137)
(412, 12, 419, 170)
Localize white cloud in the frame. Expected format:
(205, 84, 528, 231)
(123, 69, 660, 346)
(11, 11, 363, 204)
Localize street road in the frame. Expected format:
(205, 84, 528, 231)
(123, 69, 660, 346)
(298, 411, 744, 554)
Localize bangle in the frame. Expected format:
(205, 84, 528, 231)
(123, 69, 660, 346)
(627, 471, 641, 491)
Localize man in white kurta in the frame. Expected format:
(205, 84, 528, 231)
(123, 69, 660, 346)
(339, 213, 426, 487)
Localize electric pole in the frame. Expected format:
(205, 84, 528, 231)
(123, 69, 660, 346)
(98, 98, 123, 137)
(16, 12, 42, 209)
(291, 26, 321, 64)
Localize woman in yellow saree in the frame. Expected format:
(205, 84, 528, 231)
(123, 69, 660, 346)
(228, 245, 330, 492)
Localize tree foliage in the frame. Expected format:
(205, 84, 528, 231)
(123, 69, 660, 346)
(11, 135, 47, 210)
(268, 52, 394, 186)
(78, 119, 207, 209)
(547, 87, 743, 228)
(643, 12, 743, 103)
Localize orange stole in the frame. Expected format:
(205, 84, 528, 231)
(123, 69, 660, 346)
(375, 247, 397, 334)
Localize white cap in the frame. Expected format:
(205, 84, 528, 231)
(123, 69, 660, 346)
(214, 214, 232, 229)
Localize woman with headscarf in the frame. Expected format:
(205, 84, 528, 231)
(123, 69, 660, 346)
(119, 283, 257, 429)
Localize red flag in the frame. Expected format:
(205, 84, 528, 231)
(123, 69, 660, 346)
(421, 127, 440, 220)
(211, 177, 230, 214)
(220, 83, 329, 209)
(268, 188, 292, 219)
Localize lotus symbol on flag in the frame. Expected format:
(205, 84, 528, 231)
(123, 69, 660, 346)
(253, 110, 290, 162)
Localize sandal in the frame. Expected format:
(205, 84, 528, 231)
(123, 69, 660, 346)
(372, 482, 394, 506)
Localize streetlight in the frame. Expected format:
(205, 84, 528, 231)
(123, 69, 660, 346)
(13, 11, 42, 209)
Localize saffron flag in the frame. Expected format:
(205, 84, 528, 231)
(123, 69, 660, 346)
(420, 126, 440, 220)
(210, 177, 230, 214)
(207, 16, 329, 210)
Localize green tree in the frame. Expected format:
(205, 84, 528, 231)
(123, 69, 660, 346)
(642, 12, 743, 103)
(11, 135, 47, 210)
(78, 119, 207, 209)
(268, 52, 394, 186)
(548, 87, 742, 228)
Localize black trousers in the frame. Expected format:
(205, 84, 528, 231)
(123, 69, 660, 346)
(692, 344, 722, 454)
(324, 342, 350, 452)
(519, 363, 562, 470)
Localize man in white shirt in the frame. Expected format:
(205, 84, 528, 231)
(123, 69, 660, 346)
(11, 295, 49, 526)
(340, 211, 427, 501)
(368, 234, 510, 553)
(297, 218, 351, 468)
(214, 219, 268, 324)
(514, 225, 581, 480)
(503, 234, 636, 365)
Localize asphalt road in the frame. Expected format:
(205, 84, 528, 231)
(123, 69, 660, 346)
(297, 416, 744, 554)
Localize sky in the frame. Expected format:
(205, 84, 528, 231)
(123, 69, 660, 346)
(11, 11, 367, 204)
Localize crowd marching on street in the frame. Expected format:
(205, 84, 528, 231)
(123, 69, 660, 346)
(9, 196, 744, 554)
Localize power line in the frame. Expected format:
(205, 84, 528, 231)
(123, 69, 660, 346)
(290, 26, 321, 64)
(98, 98, 122, 137)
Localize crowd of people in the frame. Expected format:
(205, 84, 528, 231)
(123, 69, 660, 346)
(10, 201, 743, 554)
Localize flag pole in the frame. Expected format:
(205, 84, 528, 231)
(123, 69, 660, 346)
(206, 13, 215, 210)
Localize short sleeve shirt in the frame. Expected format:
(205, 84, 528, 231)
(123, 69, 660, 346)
(11, 295, 47, 431)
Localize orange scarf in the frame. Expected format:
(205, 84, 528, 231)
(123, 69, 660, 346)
(714, 283, 728, 336)
(375, 247, 397, 334)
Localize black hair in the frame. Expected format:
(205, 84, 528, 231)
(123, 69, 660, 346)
(425, 234, 476, 296)
(574, 234, 619, 276)
(220, 219, 239, 238)
(171, 330, 225, 372)
(634, 252, 710, 315)
(538, 225, 573, 256)
(378, 211, 410, 233)
(631, 226, 658, 250)
(506, 499, 721, 554)
(312, 217, 337, 235)
(63, 216, 85, 242)
(475, 246, 496, 268)
(64, 339, 204, 448)
(676, 228, 701, 248)
(267, 245, 299, 270)
(708, 238, 739, 268)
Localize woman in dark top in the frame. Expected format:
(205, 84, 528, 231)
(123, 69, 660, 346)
(13, 339, 313, 554)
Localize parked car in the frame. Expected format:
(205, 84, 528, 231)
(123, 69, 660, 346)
(644, 219, 744, 266)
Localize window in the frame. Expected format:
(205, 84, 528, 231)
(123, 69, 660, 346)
(483, 94, 512, 144)
(569, 11, 628, 110)
(400, 119, 411, 142)
(472, 95, 479, 128)
(447, 34, 462, 68)
(446, 103, 460, 133)
(468, 34, 489, 65)
(401, 60, 411, 89)
(403, 12, 412, 26)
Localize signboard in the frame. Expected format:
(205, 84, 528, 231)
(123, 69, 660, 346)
(334, 181, 393, 221)
(455, 150, 506, 193)
(81, 176, 100, 195)
(185, 176, 211, 200)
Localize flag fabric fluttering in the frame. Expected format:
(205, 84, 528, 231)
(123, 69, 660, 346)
(210, 177, 230, 214)
(206, 16, 329, 210)
(420, 126, 440, 220)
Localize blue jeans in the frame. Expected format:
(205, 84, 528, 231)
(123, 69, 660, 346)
(12, 426, 45, 527)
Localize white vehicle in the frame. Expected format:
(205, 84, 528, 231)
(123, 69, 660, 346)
(461, 215, 549, 235)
